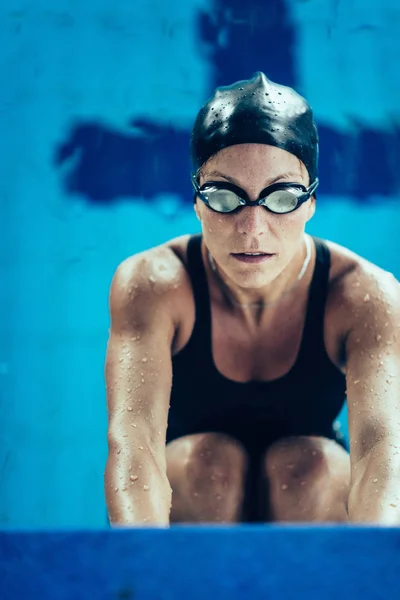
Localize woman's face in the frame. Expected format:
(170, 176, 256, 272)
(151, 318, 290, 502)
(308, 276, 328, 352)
(194, 143, 316, 288)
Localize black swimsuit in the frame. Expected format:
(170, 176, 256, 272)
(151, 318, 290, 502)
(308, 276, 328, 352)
(168, 234, 347, 453)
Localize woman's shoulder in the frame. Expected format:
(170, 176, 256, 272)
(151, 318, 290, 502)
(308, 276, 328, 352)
(321, 237, 397, 288)
(321, 236, 399, 335)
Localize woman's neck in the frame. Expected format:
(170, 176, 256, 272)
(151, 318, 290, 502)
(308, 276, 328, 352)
(205, 234, 313, 322)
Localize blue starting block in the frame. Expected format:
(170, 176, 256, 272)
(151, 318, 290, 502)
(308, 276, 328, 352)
(1, 525, 399, 599)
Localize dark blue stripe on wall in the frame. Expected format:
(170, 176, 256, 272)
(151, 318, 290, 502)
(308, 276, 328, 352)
(54, 0, 400, 205)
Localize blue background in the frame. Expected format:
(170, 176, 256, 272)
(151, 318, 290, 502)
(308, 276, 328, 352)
(1, 0, 399, 528)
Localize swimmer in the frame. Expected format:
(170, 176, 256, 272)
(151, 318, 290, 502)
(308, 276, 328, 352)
(104, 72, 400, 526)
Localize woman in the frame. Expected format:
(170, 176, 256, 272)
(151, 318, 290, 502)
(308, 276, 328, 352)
(105, 73, 400, 525)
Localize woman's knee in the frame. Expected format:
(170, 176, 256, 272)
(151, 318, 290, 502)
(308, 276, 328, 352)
(167, 432, 248, 493)
(263, 435, 348, 488)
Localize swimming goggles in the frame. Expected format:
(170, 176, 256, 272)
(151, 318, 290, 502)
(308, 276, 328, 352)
(192, 174, 319, 215)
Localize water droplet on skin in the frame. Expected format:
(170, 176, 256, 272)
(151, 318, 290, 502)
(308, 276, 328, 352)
(354, 380, 360, 385)
(376, 334, 382, 341)
(114, 487, 119, 492)
(216, 495, 222, 500)
(142, 358, 148, 363)
(117, 449, 121, 454)
(122, 487, 127, 491)
(127, 388, 131, 393)
(149, 276, 156, 283)
(363, 294, 370, 302)
(373, 478, 378, 483)
(390, 503, 397, 508)
(127, 407, 133, 411)
(143, 485, 149, 491)
(286, 463, 295, 469)
(300, 481, 306, 486)
(138, 446, 144, 450)
(131, 423, 137, 427)
(281, 484, 288, 490)
(130, 475, 138, 481)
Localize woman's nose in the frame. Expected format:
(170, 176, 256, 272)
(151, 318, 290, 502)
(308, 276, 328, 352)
(235, 206, 269, 235)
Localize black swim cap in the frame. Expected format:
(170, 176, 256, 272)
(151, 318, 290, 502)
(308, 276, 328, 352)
(190, 72, 319, 184)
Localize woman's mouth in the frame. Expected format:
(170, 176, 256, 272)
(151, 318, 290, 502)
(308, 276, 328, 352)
(231, 252, 276, 264)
